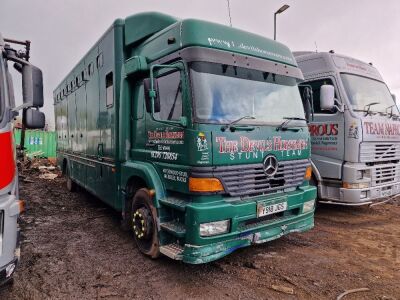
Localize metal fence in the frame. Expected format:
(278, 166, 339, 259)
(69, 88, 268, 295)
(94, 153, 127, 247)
(14, 129, 57, 158)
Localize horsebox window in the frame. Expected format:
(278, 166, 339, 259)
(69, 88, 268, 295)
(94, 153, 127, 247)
(88, 63, 94, 76)
(106, 72, 113, 108)
(97, 53, 104, 69)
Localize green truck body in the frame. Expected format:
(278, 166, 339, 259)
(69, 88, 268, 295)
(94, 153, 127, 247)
(54, 12, 316, 263)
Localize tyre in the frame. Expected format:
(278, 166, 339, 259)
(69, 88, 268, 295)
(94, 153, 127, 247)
(131, 188, 160, 258)
(66, 166, 77, 192)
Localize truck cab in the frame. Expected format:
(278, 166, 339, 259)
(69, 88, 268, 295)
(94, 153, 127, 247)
(295, 51, 400, 205)
(0, 33, 44, 284)
(54, 13, 316, 263)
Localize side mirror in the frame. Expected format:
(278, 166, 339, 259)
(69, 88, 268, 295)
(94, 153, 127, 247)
(23, 108, 45, 129)
(392, 94, 397, 102)
(22, 64, 44, 107)
(144, 78, 160, 113)
(320, 85, 335, 111)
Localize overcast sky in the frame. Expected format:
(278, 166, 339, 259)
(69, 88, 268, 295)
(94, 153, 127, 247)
(1, 0, 400, 129)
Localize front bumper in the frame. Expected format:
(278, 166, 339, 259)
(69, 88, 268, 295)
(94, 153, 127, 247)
(320, 181, 400, 206)
(168, 185, 316, 264)
(322, 161, 400, 206)
(181, 212, 313, 264)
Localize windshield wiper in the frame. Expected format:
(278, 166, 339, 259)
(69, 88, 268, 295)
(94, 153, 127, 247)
(221, 116, 255, 132)
(276, 117, 306, 131)
(385, 105, 399, 118)
(364, 102, 379, 116)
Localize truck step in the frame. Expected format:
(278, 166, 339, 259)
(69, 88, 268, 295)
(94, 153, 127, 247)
(160, 220, 186, 237)
(159, 197, 187, 211)
(160, 243, 184, 260)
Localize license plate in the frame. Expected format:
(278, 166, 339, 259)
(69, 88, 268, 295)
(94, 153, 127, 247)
(381, 189, 392, 197)
(257, 202, 287, 217)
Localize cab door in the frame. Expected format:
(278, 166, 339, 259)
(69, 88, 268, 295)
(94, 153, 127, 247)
(307, 76, 345, 180)
(144, 63, 188, 166)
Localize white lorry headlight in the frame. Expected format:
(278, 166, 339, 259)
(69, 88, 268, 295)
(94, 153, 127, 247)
(303, 200, 315, 213)
(343, 182, 369, 189)
(356, 170, 370, 180)
(200, 220, 230, 237)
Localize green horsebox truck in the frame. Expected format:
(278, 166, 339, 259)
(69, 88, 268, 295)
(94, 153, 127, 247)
(54, 12, 316, 263)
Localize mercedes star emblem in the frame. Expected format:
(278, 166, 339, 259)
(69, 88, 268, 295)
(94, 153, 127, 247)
(263, 155, 279, 177)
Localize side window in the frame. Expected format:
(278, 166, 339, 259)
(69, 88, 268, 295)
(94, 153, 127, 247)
(97, 53, 103, 69)
(307, 78, 336, 114)
(106, 72, 113, 108)
(88, 63, 94, 76)
(156, 71, 182, 121)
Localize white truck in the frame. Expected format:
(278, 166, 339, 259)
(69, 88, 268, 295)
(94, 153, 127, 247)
(295, 51, 400, 205)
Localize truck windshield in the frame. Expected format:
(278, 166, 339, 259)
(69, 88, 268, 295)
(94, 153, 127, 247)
(341, 73, 399, 115)
(190, 62, 305, 125)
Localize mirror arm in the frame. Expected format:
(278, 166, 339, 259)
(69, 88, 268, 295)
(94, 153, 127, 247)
(5, 55, 31, 67)
(334, 100, 344, 113)
(12, 102, 32, 112)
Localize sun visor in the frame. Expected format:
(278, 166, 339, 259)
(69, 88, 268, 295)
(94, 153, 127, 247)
(179, 47, 304, 81)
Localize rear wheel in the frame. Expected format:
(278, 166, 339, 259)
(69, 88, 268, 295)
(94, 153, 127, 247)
(131, 188, 160, 258)
(66, 167, 77, 192)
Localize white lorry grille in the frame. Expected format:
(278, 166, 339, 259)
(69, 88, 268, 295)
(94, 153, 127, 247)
(360, 142, 400, 162)
(371, 163, 400, 186)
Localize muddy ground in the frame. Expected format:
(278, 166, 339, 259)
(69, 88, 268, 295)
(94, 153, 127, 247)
(1, 168, 399, 300)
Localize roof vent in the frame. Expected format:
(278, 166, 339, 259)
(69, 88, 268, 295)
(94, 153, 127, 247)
(329, 50, 335, 54)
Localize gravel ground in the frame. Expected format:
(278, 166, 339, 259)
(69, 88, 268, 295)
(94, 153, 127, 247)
(1, 168, 399, 299)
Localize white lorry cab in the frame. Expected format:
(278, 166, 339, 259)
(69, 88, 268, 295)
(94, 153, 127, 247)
(295, 51, 400, 205)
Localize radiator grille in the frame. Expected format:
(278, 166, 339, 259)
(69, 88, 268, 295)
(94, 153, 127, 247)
(371, 163, 400, 186)
(191, 159, 309, 197)
(360, 142, 400, 162)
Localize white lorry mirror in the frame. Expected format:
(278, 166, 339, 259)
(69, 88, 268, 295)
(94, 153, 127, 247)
(320, 85, 335, 111)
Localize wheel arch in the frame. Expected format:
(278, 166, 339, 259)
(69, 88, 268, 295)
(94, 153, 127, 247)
(310, 159, 322, 199)
(121, 161, 166, 207)
(310, 160, 322, 182)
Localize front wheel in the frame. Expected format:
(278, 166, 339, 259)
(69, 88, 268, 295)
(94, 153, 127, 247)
(131, 188, 160, 258)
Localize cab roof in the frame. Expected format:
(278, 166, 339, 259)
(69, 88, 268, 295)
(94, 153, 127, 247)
(294, 51, 383, 82)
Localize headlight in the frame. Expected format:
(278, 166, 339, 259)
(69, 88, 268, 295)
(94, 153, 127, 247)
(343, 182, 369, 189)
(356, 170, 370, 180)
(200, 220, 230, 237)
(303, 200, 315, 213)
